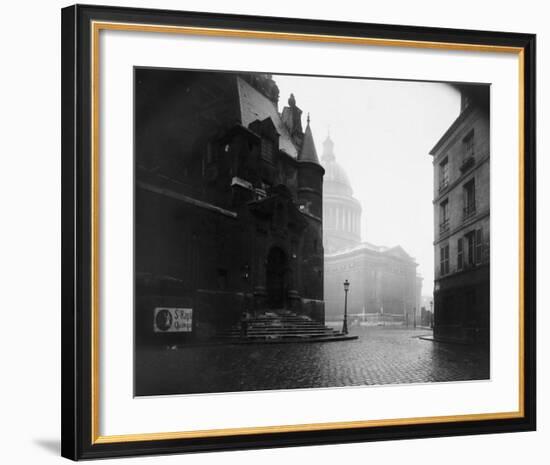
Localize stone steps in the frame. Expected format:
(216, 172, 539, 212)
(218, 331, 338, 338)
(216, 310, 348, 342)
(236, 323, 332, 329)
(218, 327, 338, 334)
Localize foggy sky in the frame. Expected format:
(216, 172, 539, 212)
(274, 74, 461, 297)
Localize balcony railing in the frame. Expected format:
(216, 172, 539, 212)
(439, 218, 450, 233)
(438, 178, 449, 192)
(460, 156, 475, 173)
(463, 204, 476, 220)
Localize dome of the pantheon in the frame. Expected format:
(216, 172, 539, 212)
(321, 134, 362, 253)
(321, 136, 353, 197)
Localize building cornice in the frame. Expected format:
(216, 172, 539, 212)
(434, 209, 490, 245)
(325, 244, 417, 266)
(298, 159, 325, 174)
(434, 262, 489, 283)
(300, 209, 322, 223)
(137, 181, 238, 219)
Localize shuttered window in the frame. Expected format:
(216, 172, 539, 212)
(440, 245, 449, 275)
(475, 229, 483, 263)
(457, 238, 464, 270)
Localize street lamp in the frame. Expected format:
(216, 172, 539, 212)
(342, 279, 350, 335)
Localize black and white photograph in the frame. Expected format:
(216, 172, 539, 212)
(133, 68, 490, 397)
(0, 0, 541, 462)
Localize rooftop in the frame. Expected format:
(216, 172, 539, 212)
(237, 77, 298, 158)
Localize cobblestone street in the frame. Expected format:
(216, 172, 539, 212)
(135, 326, 489, 396)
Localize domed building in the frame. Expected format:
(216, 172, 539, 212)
(322, 135, 362, 253)
(321, 135, 423, 325)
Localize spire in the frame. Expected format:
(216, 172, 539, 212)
(322, 131, 335, 162)
(298, 116, 320, 164)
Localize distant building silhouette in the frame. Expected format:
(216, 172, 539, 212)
(322, 135, 420, 324)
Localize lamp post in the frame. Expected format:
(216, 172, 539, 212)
(342, 279, 350, 335)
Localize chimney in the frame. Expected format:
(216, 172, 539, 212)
(240, 73, 280, 105)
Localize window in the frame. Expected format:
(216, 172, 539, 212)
(217, 269, 228, 289)
(464, 228, 482, 266)
(205, 142, 215, 164)
(457, 238, 464, 270)
(463, 130, 475, 158)
(475, 229, 483, 263)
(465, 231, 475, 266)
(460, 130, 476, 173)
(439, 199, 449, 233)
(261, 138, 274, 162)
(440, 244, 449, 276)
(461, 94, 472, 111)
(463, 179, 476, 219)
(439, 157, 449, 190)
(274, 203, 285, 225)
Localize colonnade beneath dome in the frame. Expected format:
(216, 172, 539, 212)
(323, 204, 361, 237)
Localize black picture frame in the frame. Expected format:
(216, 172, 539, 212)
(61, 4, 536, 460)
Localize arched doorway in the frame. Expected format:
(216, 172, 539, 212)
(266, 247, 287, 309)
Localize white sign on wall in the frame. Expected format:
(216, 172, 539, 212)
(153, 307, 193, 332)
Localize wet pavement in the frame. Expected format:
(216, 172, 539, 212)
(135, 326, 489, 396)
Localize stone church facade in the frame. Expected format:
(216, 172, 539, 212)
(134, 70, 324, 343)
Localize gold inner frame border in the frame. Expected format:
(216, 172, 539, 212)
(90, 20, 526, 445)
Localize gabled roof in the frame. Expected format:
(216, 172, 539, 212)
(236, 77, 298, 158)
(382, 245, 415, 262)
(325, 242, 417, 265)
